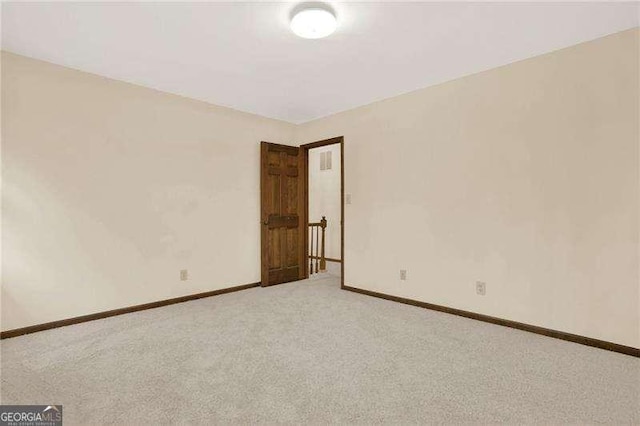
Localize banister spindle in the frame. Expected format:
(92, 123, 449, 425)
(315, 226, 319, 273)
(320, 216, 327, 271)
(309, 224, 314, 275)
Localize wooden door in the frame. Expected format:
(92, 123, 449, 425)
(260, 142, 306, 286)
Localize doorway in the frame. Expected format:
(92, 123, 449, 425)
(301, 137, 344, 288)
(260, 137, 344, 288)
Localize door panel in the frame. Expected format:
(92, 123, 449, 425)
(261, 142, 306, 286)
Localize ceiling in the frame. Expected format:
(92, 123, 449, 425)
(2, 2, 638, 124)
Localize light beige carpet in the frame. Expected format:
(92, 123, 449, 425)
(1, 275, 639, 424)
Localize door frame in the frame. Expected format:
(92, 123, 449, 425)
(300, 136, 345, 288)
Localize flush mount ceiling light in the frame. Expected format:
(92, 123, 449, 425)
(290, 7, 337, 39)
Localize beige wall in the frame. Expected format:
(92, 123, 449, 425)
(309, 144, 341, 260)
(295, 28, 640, 348)
(1, 52, 295, 331)
(2, 28, 638, 348)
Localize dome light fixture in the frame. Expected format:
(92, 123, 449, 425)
(290, 7, 337, 39)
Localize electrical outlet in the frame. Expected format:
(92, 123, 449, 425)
(400, 270, 407, 281)
(476, 281, 486, 296)
(180, 269, 188, 281)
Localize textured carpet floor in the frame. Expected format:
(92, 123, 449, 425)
(1, 275, 639, 424)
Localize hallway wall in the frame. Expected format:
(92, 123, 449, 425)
(309, 144, 341, 260)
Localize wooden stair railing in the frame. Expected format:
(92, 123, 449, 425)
(308, 216, 327, 275)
